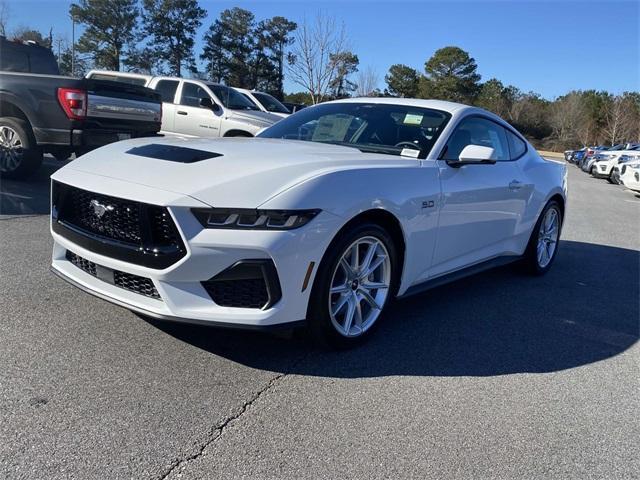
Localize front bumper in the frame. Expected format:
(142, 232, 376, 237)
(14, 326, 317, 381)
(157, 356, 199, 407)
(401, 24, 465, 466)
(620, 170, 640, 192)
(50, 174, 344, 328)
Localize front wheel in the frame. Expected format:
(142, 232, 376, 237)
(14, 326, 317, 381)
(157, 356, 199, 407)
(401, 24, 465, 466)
(0, 117, 43, 179)
(521, 200, 563, 275)
(307, 223, 398, 348)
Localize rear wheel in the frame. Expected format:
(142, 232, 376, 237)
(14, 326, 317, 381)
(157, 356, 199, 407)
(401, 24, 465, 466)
(521, 200, 562, 275)
(0, 117, 43, 179)
(307, 223, 398, 348)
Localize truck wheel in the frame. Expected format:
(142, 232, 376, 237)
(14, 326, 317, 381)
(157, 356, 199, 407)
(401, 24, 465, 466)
(0, 117, 43, 179)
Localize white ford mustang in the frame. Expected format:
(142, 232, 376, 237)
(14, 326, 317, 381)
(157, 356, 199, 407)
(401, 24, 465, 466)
(50, 98, 567, 347)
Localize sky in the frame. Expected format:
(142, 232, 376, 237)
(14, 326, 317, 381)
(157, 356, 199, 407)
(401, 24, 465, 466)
(4, 0, 639, 99)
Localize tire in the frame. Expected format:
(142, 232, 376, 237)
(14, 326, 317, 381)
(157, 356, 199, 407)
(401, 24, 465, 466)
(306, 222, 399, 349)
(589, 166, 596, 175)
(608, 171, 617, 184)
(0, 117, 43, 179)
(520, 200, 563, 275)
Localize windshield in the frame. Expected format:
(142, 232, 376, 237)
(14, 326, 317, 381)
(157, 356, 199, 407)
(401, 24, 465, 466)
(253, 92, 290, 114)
(258, 102, 450, 157)
(209, 84, 260, 111)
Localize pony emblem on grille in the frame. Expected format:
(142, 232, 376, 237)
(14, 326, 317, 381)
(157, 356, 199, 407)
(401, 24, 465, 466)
(90, 199, 114, 219)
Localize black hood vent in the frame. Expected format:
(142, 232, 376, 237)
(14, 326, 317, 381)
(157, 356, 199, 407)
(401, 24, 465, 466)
(126, 144, 223, 163)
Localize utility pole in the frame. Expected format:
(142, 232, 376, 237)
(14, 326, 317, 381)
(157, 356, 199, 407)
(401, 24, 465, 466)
(279, 39, 284, 100)
(71, 14, 75, 77)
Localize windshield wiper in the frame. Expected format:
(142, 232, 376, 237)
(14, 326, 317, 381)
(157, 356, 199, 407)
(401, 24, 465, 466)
(316, 141, 418, 157)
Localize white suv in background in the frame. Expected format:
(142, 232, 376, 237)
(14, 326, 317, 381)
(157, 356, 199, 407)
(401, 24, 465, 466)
(591, 144, 640, 182)
(86, 71, 281, 137)
(234, 87, 291, 118)
(616, 158, 640, 191)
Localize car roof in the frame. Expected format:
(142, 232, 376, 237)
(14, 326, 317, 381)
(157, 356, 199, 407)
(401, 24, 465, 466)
(326, 97, 476, 115)
(87, 69, 152, 80)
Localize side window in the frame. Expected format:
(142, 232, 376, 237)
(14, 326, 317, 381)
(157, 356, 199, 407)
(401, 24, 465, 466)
(443, 117, 510, 161)
(506, 130, 527, 159)
(180, 82, 211, 108)
(154, 80, 179, 103)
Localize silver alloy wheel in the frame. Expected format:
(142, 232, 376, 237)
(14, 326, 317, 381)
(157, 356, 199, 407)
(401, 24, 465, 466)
(0, 126, 24, 173)
(537, 207, 560, 268)
(328, 236, 391, 337)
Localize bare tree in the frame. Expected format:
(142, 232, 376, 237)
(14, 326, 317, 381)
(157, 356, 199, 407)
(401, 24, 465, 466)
(286, 12, 347, 104)
(355, 65, 379, 97)
(0, 0, 10, 36)
(549, 92, 585, 148)
(602, 95, 637, 145)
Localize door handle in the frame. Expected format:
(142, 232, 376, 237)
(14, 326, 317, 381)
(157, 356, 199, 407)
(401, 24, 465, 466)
(177, 110, 188, 115)
(508, 180, 523, 191)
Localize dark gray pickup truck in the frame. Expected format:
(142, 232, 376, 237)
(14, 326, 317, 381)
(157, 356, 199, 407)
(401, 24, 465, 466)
(0, 38, 162, 179)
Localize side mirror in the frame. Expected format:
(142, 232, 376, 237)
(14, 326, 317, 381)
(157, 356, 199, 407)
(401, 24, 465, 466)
(199, 97, 221, 112)
(447, 144, 497, 167)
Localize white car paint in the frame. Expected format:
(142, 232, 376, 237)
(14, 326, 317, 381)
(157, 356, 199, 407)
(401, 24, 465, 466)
(50, 98, 567, 330)
(85, 70, 280, 137)
(233, 87, 291, 118)
(619, 160, 640, 192)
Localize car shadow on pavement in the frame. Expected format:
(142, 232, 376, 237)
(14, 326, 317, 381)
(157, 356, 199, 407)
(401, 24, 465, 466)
(149, 240, 639, 378)
(0, 157, 67, 216)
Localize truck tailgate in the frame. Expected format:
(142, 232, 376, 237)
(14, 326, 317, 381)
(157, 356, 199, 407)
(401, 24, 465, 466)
(83, 79, 161, 124)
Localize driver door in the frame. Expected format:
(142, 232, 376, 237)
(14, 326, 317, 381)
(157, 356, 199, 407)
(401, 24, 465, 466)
(430, 116, 529, 277)
(173, 81, 222, 137)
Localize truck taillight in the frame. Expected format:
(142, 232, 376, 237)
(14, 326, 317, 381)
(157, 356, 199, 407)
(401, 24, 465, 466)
(57, 88, 87, 120)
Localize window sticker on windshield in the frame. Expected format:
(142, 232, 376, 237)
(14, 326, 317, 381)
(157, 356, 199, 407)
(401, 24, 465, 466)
(403, 113, 423, 125)
(311, 114, 353, 142)
(400, 147, 420, 158)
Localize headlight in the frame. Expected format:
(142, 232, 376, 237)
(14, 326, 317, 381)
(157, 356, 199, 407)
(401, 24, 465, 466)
(192, 208, 321, 230)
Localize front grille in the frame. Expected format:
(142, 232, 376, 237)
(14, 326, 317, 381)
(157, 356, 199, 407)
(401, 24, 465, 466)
(67, 250, 97, 276)
(148, 206, 181, 247)
(65, 250, 161, 300)
(52, 182, 186, 269)
(64, 187, 142, 243)
(113, 271, 161, 299)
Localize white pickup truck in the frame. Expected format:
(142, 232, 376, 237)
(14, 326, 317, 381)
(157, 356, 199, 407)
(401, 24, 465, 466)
(86, 71, 281, 138)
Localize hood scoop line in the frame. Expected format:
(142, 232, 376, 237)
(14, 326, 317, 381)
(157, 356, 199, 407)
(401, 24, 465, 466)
(126, 144, 223, 163)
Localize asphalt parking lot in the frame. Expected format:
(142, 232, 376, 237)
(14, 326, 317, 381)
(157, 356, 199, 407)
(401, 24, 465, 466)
(1, 158, 638, 479)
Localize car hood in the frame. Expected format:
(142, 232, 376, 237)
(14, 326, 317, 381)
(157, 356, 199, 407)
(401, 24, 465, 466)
(228, 109, 281, 126)
(61, 137, 417, 208)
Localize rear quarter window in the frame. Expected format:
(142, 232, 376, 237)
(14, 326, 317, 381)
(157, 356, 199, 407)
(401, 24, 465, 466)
(154, 80, 180, 103)
(507, 130, 527, 159)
